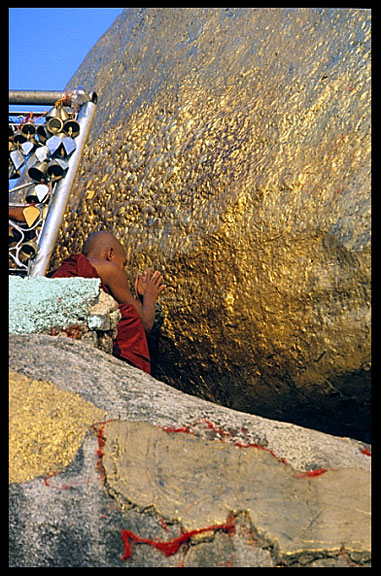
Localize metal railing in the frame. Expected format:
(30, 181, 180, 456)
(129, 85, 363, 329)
(9, 88, 97, 277)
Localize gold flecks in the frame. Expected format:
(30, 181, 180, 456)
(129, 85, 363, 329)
(9, 371, 106, 484)
(101, 420, 371, 554)
(45, 9, 370, 433)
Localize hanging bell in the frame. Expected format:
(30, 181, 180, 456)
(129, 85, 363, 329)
(46, 115, 64, 134)
(19, 239, 38, 259)
(37, 203, 49, 221)
(13, 129, 28, 145)
(63, 118, 80, 138)
(21, 120, 37, 137)
(8, 166, 20, 180)
(46, 104, 70, 122)
(25, 183, 50, 204)
(47, 158, 69, 181)
(37, 124, 49, 143)
(9, 224, 22, 245)
(46, 104, 70, 134)
(28, 160, 48, 183)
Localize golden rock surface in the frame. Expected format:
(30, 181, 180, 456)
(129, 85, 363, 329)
(43, 8, 370, 438)
(9, 371, 106, 484)
(102, 420, 370, 557)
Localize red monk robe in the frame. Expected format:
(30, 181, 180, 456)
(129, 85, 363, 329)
(51, 253, 151, 374)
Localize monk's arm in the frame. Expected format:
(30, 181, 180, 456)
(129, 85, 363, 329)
(96, 260, 162, 332)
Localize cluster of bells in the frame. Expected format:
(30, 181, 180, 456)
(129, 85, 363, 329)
(9, 184, 51, 261)
(9, 102, 80, 182)
(9, 103, 80, 263)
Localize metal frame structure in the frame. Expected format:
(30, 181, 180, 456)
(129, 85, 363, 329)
(9, 88, 97, 277)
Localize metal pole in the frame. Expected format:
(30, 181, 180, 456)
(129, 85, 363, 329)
(28, 99, 97, 277)
(9, 89, 98, 106)
(9, 90, 68, 105)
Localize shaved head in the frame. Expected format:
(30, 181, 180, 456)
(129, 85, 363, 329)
(82, 231, 124, 259)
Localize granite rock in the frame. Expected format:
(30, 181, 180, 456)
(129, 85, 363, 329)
(9, 276, 120, 353)
(9, 334, 371, 567)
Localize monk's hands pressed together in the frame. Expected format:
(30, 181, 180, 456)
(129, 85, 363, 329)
(134, 268, 166, 302)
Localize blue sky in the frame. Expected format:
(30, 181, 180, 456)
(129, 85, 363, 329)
(9, 8, 124, 93)
(9, 8, 124, 191)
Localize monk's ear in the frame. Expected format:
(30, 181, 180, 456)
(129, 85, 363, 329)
(106, 247, 114, 262)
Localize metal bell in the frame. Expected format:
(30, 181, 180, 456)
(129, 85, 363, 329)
(37, 203, 49, 221)
(28, 160, 48, 183)
(47, 158, 68, 181)
(13, 130, 28, 145)
(25, 183, 50, 204)
(36, 124, 49, 143)
(21, 121, 37, 137)
(19, 239, 38, 259)
(8, 165, 20, 179)
(46, 104, 70, 122)
(46, 104, 70, 134)
(46, 116, 64, 134)
(63, 118, 80, 138)
(9, 224, 22, 245)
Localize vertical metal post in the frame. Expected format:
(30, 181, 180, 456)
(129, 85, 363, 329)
(28, 99, 97, 277)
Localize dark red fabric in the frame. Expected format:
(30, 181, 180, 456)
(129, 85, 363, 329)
(51, 252, 105, 285)
(51, 253, 151, 374)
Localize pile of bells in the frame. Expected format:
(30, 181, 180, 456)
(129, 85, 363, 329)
(9, 102, 80, 266)
(8, 184, 51, 264)
(9, 101, 80, 182)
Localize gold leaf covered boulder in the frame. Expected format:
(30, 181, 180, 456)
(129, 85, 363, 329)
(52, 8, 370, 440)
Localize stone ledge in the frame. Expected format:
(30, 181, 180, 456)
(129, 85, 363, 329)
(9, 276, 120, 353)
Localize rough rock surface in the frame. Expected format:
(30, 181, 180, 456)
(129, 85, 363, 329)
(9, 334, 371, 567)
(31, 7, 371, 441)
(9, 276, 120, 353)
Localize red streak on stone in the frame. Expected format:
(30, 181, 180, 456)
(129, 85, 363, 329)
(361, 448, 371, 456)
(338, 547, 357, 566)
(160, 419, 335, 478)
(159, 517, 170, 532)
(65, 324, 82, 339)
(93, 418, 117, 482)
(293, 468, 328, 478)
(162, 425, 191, 434)
(162, 419, 291, 468)
(204, 419, 231, 438)
(121, 512, 235, 561)
(44, 470, 59, 486)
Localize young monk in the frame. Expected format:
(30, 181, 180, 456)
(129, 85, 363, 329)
(51, 230, 166, 374)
